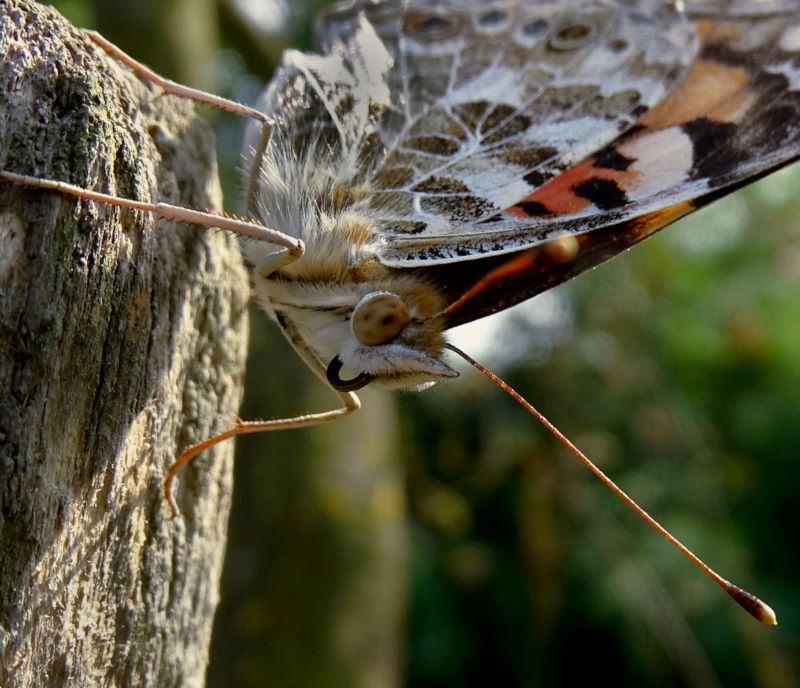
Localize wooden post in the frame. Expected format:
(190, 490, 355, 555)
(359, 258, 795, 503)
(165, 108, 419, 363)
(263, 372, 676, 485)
(0, 1, 248, 684)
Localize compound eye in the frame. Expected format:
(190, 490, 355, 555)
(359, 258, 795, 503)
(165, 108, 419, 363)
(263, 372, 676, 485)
(351, 291, 410, 346)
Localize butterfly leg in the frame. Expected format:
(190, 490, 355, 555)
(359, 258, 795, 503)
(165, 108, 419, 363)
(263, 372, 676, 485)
(164, 299, 363, 516)
(245, 123, 271, 218)
(83, 30, 270, 126)
(0, 171, 304, 256)
(164, 391, 361, 518)
(84, 29, 277, 219)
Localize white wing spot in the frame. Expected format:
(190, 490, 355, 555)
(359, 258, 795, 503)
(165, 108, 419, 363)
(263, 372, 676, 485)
(618, 127, 693, 201)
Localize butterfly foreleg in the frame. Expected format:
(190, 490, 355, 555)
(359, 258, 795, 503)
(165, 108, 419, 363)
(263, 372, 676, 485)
(164, 390, 361, 518)
(84, 29, 276, 221)
(2, 26, 295, 254)
(84, 30, 270, 126)
(0, 170, 304, 257)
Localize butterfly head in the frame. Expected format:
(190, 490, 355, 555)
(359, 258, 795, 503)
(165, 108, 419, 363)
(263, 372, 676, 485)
(324, 289, 459, 391)
(254, 262, 459, 392)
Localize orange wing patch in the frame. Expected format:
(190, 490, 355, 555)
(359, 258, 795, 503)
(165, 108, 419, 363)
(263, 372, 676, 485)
(508, 156, 638, 218)
(508, 46, 759, 221)
(639, 60, 755, 129)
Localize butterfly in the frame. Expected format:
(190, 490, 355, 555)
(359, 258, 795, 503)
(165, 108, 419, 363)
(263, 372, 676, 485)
(225, 0, 800, 624)
(220, 0, 795, 386)
(2, 0, 799, 626)
(248, 0, 800, 395)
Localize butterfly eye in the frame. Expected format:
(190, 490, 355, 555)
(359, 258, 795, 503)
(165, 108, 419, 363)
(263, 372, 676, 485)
(351, 291, 410, 346)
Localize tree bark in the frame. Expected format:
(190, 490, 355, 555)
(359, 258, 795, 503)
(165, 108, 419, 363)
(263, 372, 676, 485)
(0, 1, 249, 686)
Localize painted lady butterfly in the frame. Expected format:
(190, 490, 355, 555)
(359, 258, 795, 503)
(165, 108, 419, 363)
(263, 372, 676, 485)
(233, 0, 799, 623)
(3, 0, 799, 625)
(225, 0, 800, 407)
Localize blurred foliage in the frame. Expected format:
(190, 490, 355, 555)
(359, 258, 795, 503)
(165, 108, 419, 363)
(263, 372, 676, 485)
(45, 0, 800, 685)
(403, 175, 800, 686)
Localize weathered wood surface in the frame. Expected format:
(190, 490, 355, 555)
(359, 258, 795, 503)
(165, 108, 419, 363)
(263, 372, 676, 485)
(0, 0, 249, 685)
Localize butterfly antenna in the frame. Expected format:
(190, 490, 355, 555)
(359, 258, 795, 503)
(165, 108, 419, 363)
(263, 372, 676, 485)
(444, 343, 777, 626)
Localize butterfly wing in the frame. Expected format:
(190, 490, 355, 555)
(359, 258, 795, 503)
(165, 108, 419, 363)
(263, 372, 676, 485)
(388, 0, 800, 326)
(316, 0, 698, 239)
(379, 0, 800, 268)
(248, 1, 800, 327)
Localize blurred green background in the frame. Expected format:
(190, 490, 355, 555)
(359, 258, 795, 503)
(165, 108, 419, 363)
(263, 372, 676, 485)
(47, 0, 800, 685)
